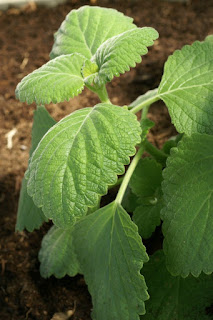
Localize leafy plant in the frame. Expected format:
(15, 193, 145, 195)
(16, 6, 213, 320)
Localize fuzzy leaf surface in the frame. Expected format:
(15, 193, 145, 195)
(39, 225, 80, 278)
(161, 133, 213, 277)
(26, 104, 141, 228)
(50, 6, 136, 59)
(16, 54, 85, 105)
(73, 201, 149, 320)
(158, 41, 213, 135)
(93, 28, 159, 85)
(16, 106, 56, 232)
(143, 250, 213, 320)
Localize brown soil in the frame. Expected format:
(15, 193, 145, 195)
(0, 0, 213, 319)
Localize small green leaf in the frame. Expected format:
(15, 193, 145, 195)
(82, 59, 99, 85)
(129, 88, 158, 108)
(39, 225, 80, 278)
(129, 158, 162, 198)
(73, 201, 149, 320)
(26, 104, 141, 228)
(158, 41, 213, 135)
(205, 35, 213, 44)
(133, 199, 163, 239)
(93, 28, 159, 85)
(161, 133, 213, 277)
(143, 250, 213, 320)
(162, 138, 177, 155)
(16, 106, 56, 232)
(16, 54, 86, 105)
(50, 6, 136, 59)
(140, 119, 155, 141)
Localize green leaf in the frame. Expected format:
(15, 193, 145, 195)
(73, 201, 149, 320)
(39, 225, 80, 278)
(16, 54, 85, 105)
(122, 186, 138, 212)
(129, 88, 158, 108)
(162, 138, 177, 155)
(50, 6, 136, 59)
(92, 28, 159, 85)
(129, 158, 162, 198)
(205, 35, 213, 44)
(26, 103, 141, 228)
(143, 250, 213, 320)
(140, 119, 155, 141)
(133, 199, 163, 239)
(16, 106, 56, 232)
(158, 41, 213, 135)
(161, 133, 213, 277)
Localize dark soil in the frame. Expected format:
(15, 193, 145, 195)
(0, 0, 213, 319)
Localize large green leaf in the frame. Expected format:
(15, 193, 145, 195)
(161, 133, 213, 277)
(92, 28, 158, 85)
(26, 104, 141, 228)
(73, 201, 149, 320)
(129, 158, 162, 199)
(133, 199, 163, 239)
(39, 225, 80, 278)
(158, 41, 213, 135)
(50, 6, 136, 59)
(16, 54, 85, 105)
(16, 106, 56, 232)
(143, 250, 213, 320)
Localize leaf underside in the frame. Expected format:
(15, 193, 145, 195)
(26, 104, 141, 228)
(92, 27, 159, 85)
(161, 133, 213, 277)
(16, 106, 56, 232)
(50, 6, 136, 59)
(39, 225, 80, 278)
(158, 41, 213, 135)
(73, 202, 149, 320)
(16, 54, 85, 105)
(143, 250, 213, 320)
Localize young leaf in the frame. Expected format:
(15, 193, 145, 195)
(16, 54, 86, 105)
(129, 158, 162, 198)
(143, 250, 213, 320)
(92, 28, 159, 85)
(161, 133, 213, 277)
(26, 104, 141, 229)
(50, 6, 136, 59)
(16, 106, 56, 232)
(140, 119, 155, 142)
(158, 41, 213, 135)
(133, 199, 163, 239)
(73, 201, 149, 320)
(39, 225, 80, 278)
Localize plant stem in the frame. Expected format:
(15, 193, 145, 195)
(115, 146, 145, 205)
(97, 85, 111, 104)
(141, 104, 150, 120)
(144, 139, 168, 166)
(130, 95, 160, 114)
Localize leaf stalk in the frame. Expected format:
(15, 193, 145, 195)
(130, 95, 160, 114)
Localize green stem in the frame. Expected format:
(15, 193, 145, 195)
(144, 139, 168, 166)
(115, 146, 145, 205)
(141, 104, 150, 120)
(86, 83, 111, 104)
(130, 95, 160, 114)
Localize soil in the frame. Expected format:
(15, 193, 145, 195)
(0, 0, 213, 319)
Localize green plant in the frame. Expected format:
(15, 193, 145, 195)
(16, 6, 213, 320)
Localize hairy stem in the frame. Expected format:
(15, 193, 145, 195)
(130, 95, 160, 114)
(144, 139, 168, 166)
(141, 104, 150, 120)
(115, 146, 145, 205)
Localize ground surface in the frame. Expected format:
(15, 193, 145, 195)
(0, 0, 213, 319)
